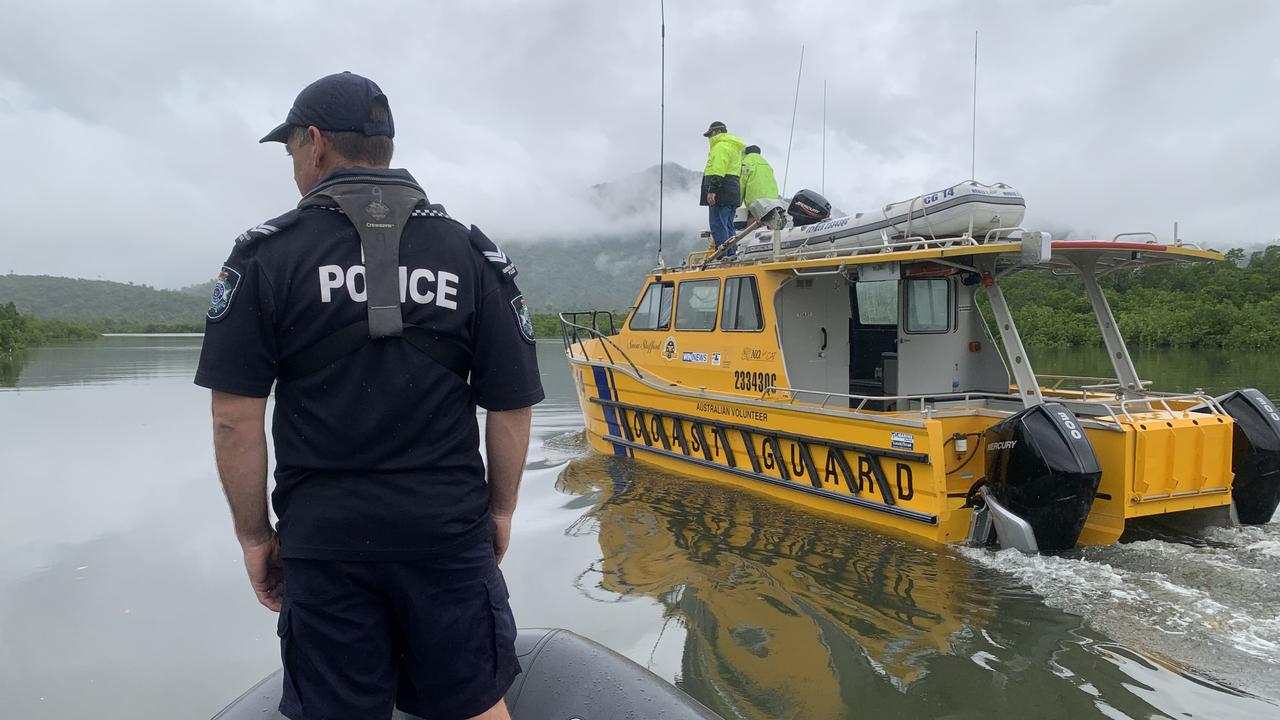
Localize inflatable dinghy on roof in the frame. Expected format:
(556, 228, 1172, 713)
(740, 179, 1025, 257)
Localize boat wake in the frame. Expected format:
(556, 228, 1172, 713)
(540, 429, 592, 464)
(958, 518, 1280, 703)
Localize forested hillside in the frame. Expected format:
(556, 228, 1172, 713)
(6, 242, 1280, 349)
(512, 232, 705, 313)
(1002, 245, 1280, 349)
(0, 302, 100, 354)
(0, 274, 205, 327)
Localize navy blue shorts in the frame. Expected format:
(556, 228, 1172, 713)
(276, 553, 519, 720)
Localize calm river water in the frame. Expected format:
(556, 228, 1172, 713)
(0, 336, 1276, 719)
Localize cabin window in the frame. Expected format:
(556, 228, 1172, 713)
(854, 280, 898, 326)
(675, 279, 720, 331)
(721, 276, 763, 331)
(904, 278, 951, 333)
(629, 281, 674, 331)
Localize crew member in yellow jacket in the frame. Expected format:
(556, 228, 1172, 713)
(740, 145, 779, 220)
(699, 121, 746, 249)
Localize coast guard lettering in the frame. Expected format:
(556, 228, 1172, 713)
(194, 167, 543, 561)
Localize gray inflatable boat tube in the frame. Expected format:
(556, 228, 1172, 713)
(212, 628, 720, 720)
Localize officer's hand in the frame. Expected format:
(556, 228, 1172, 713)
(707, 192, 717, 205)
(492, 512, 513, 565)
(241, 532, 284, 612)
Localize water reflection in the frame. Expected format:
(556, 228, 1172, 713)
(0, 348, 30, 387)
(0, 334, 203, 391)
(557, 453, 1276, 719)
(3, 337, 1276, 719)
(1036, 346, 1280, 397)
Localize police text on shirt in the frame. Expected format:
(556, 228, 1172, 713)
(318, 265, 459, 309)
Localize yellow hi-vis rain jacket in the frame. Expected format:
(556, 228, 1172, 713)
(700, 133, 746, 207)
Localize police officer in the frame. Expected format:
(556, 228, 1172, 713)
(195, 72, 543, 720)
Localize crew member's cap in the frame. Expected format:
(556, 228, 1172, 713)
(744, 144, 761, 154)
(703, 121, 727, 137)
(260, 71, 395, 144)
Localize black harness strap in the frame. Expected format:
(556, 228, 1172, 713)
(400, 324, 471, 381)
(275, 177, 476, 385)
(277, 321, 470, 383)
(275, 177, 513, 386)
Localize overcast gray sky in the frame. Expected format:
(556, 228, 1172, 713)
(1, 0, 1277, 287)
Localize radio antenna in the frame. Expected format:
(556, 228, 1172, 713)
(821, 79, 827, 195)
(656, 0, 667, 266)
(782, 45, 805, 196)
(970, 30, 978, 180)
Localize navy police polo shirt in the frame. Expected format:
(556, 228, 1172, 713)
(195, 168, 544, 561)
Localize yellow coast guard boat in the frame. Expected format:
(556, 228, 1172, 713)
(559, 186, 1280, 553)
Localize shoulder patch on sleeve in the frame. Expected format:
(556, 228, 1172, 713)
(510, 294, 535, 344)
(467, 224, 519, 282)
(235, 209, 299, 248)
(207, 265, 243, 322)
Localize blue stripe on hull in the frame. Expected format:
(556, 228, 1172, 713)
(592, 366, 627, 456)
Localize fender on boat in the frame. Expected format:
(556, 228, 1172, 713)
(977, 402, 1102, 554)
(1207, 389, 1280, 525)
(211, 628, 719, 720)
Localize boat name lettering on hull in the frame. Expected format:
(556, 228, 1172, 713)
(626, 339, 664, 353)
(695, 402, 768, 422)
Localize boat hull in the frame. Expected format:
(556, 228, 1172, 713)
(568, 355, 1239, 549)
(571, 359, 972, 545)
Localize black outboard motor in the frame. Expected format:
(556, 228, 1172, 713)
(1202, 389, 1280, 525)
(787, 189, 831, 226)
(980, 402, 1102, 554)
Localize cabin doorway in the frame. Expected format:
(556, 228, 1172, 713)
(849, 280, 899, 403)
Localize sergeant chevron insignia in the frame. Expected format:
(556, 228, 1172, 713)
(467, 224, 519, 282)
(235, 210, 299, 247)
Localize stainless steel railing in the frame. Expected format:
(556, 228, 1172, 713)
(557, 310, 644, 378)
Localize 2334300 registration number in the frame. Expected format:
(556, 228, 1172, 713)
(733, 371, 777, 393)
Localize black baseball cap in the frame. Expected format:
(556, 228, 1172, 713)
(744, 145, 761, 154)
(260, 71, 394, 144)
(703, 121, 727, 137)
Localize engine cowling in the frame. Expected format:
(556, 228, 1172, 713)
(1209, 389, 1280, 525)
(982, 402, 1102, 553)
(786, 189, 831, 226)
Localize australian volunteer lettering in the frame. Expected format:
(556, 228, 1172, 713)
(318, 264, 460, 309)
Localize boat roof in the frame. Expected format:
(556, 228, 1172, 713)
(666, 237, 1224, 277)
